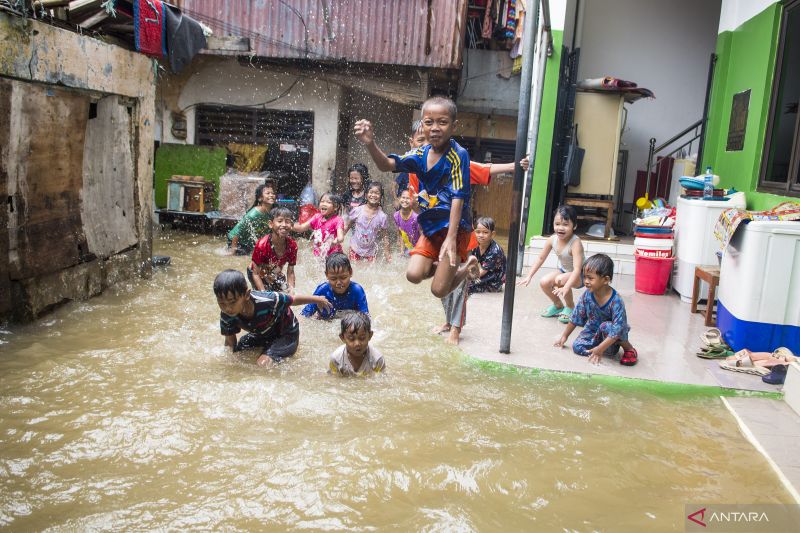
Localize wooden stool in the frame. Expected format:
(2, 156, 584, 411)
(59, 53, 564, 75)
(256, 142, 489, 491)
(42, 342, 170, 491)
(691, 265, 720, 326)
(564, 196, 615, 239)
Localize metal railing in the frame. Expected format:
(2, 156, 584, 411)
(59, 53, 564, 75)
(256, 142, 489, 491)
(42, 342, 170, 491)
(644, 119, 703, 200)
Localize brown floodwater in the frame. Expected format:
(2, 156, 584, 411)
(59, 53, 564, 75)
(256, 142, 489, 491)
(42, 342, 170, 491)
(0, 230, 792, 530)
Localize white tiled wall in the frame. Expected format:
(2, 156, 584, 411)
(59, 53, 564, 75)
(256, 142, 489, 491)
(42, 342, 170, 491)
(523, 236, 636, 276)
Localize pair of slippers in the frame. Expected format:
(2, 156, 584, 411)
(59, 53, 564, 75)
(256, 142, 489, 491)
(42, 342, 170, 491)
(718, 348, 797, 379)
(541, 304, 572, 324)
(697, 328, 734, 359)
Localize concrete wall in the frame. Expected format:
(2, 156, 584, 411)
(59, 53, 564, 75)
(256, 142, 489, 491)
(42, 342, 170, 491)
(0, 13, 155, 321)
(702, 0, 796, 210)
(577, 0, 722, 207)
(457, 49, 521, 116)
(160, 56, 343, 196)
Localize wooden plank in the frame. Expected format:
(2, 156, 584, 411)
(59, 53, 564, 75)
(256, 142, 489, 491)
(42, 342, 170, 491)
(79, 10, 108, 28)
(6, 81, 90, 278)
(205, 36, 251, 52)
(0, 80, 11, 316)
(68, 0, 101, 14)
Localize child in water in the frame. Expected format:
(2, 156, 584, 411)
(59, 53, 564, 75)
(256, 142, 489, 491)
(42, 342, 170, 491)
(554, 254, 638, 366)
(328, 312, 385, 376)
(226, 180, 276, 255)
(468, 216, 506, 294)
(293, 192, 345, 258)
(517, 205, 585, 323)
(249, 206, 297, 293)
(301, 253, 369, 319)
(341, 163, 370, 214)
(346, 181, 391, 262)
(213, 270, 331, 368)
(394, 188, 420, 256)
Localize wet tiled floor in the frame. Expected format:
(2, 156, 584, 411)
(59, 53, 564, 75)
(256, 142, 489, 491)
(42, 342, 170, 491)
(457, 268, 781, 393)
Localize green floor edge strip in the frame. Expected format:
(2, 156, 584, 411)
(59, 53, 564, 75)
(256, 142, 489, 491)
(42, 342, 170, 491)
(464, 355, 783, 400)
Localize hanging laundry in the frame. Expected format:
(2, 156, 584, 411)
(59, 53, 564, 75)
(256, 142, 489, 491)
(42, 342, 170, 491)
(163, 3, 207, 73)
(511, 0, 526, 58)
(504, 0, 516, 40)
(134, 0, 166, 57)
(482, 0, 494, 39)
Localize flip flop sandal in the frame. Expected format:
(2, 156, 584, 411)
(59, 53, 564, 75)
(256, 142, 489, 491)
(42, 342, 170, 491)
(762, 364, 789, 385)
(557, 308, 573, 324)
(772, 347, 797, 363)
(620, 348, 638, 366)
(718, 360, 770, 376)
(700, 328, 723, 347)
(540, 304, 564, 318)
(696, 348, 733, 359)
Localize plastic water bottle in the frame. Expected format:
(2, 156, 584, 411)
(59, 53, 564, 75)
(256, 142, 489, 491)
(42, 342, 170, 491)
(703, 166, 714, 200)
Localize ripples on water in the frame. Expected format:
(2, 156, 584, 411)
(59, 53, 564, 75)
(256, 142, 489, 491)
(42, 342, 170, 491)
(0, 231, 790, 530)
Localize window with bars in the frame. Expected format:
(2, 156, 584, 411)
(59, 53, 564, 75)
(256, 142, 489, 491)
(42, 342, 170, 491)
(194, 105, 314, 197)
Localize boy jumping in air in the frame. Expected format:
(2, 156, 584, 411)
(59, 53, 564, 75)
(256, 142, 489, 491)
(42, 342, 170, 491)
(354, 96, 477, 298)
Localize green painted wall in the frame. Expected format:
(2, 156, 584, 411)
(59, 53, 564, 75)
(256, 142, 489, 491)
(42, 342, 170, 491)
(153, 144, 228, 209)
(702, 3, 796, 210)
(524, 30, 563, 241)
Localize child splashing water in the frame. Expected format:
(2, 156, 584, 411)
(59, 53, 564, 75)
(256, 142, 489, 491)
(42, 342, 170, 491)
(249, 206, 297, 293)
(293, 192, 345, 258)
(394, 189, 420, 256)
(346, 181, 391, 262)
(226, 180, 276, 255)
(355, 96, 478, 298)
(517, 205, 585, 323)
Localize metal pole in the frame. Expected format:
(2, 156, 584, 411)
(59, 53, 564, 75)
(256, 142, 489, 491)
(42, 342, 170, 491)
(500, 0, 539, 354)
(516, 22, 549, 276)
(696, 53, 717, 169)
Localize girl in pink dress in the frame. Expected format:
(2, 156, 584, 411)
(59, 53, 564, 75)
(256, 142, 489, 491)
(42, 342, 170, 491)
(293, 192, 345, 257)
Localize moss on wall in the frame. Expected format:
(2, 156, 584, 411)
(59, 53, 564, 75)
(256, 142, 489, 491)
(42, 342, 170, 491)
(154, 144, 227, 209)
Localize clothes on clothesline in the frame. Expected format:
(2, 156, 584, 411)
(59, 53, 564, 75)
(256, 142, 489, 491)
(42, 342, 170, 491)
(468, 0, 526, 52)
(132, 0, 207, 73)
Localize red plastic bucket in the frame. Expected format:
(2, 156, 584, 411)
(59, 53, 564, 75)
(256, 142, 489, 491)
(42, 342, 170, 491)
(634, 253, 674, 295)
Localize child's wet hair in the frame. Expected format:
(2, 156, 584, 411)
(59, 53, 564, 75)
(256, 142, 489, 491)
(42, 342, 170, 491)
(410, 119, 423, 136)
(341, 311, 371, 335)
(475, 216, 495, 232)
(320, 192, 342, 214)
(250, 179, 277, 209)
(325, 252, 352, 274)
(213, 269, 248, 297)
(347, 163, 369, 190)
(554, 205, 578, 229)
(270, 206, 293, 220)
(422, 96, 457, 120)
(366, 181, 384, 204)
(583, 254, 614, 280)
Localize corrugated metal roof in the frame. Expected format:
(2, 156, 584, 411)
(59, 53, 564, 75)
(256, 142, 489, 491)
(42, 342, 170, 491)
(175, 0, 467, 70)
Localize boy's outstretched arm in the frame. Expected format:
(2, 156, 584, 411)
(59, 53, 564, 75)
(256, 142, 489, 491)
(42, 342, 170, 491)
(354, 119, 396, 172)
(292, 295, 333, 312)
(554, 323, 576, 348)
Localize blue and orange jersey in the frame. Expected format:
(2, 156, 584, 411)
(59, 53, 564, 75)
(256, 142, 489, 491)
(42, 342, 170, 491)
(389, 138, 471, 236)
